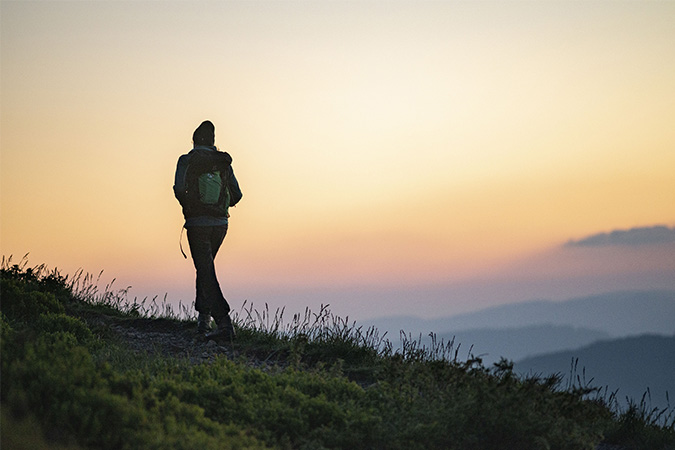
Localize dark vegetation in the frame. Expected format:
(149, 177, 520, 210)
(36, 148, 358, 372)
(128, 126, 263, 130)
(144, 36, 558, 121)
(2, 257, 674, 450)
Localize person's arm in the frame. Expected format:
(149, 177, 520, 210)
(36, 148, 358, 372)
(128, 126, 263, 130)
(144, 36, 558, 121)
(173, 154, 191, 206)
(227, 165, 243, 207)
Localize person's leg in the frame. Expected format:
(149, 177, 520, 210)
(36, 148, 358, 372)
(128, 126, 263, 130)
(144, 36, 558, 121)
(186, 225, 233, 337)
(207, 225, 231, 323)
(186, 226, 213, 317)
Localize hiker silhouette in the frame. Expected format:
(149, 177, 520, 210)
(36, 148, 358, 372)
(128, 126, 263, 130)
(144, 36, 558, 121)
(173, 120, 243, 340)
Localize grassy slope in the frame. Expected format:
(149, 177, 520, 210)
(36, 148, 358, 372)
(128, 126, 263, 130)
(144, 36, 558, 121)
(1, 261, 674, 450)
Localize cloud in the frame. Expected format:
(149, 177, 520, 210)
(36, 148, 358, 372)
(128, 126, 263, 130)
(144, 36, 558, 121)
(565, 225, 675, 247)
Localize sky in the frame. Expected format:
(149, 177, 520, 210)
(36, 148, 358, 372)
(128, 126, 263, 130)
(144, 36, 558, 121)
(2, 1, 674, 323)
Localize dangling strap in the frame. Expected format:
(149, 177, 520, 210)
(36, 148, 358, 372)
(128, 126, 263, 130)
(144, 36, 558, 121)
(180, 226, 188, 259)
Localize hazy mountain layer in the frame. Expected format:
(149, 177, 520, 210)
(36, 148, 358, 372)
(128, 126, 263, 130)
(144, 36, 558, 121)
(515, 334, 675, 411)
(367, 290, 675, 338)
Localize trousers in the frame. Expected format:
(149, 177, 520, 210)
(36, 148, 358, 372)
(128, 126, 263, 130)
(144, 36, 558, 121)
(186, 225, 230, 322)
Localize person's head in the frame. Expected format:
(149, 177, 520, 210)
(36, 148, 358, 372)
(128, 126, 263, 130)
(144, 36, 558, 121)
(193, 120, 215, 146)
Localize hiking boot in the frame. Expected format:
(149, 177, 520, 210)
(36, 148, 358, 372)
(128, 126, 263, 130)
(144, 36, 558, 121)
(197, 313, 212, 333)
(205, 315, 236, 341)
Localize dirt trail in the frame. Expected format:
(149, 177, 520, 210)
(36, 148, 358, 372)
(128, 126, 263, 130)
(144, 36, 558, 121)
(83, 313, 275, 369)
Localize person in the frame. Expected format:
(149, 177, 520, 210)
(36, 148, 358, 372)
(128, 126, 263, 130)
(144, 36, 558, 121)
(173, 120, 242, 340)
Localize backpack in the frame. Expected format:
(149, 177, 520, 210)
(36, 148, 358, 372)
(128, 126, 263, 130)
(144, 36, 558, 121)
(184, 150, 232, 218)
(197, 170, 229, 209)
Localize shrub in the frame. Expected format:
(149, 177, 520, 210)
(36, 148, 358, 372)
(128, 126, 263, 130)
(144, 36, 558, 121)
(3, 324, 268, 449)
(36, 312, 94, 344)
(1, 276, 65, 321)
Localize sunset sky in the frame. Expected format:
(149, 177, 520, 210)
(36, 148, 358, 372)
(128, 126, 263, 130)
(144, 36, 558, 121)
(2, 1, 674, 322)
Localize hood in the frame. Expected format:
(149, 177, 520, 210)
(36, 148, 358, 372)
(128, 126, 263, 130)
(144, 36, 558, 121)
(189, 146, 233, 165)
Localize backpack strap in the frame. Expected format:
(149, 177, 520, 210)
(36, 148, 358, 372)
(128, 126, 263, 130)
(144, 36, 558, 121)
(179, 226, 188, 259)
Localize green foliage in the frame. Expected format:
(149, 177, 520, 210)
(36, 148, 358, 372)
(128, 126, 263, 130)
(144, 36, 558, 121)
(3, 331, 268, 449)
(2, 258, 674, 450)
(36, 312, 94, 344)
(1, 404, 85, 450)
(157, 359, 382, 449)
(1, 272, 66, 320)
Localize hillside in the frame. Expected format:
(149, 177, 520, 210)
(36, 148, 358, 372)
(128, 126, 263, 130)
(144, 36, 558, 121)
(2, 261, 674, 449)
(515, 335, 675, 411)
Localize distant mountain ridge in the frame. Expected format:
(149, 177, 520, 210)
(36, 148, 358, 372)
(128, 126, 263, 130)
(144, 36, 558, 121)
(366, 290, 675, 338)
(433, 325, 610, 366)
(515, 334, 675, 411)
